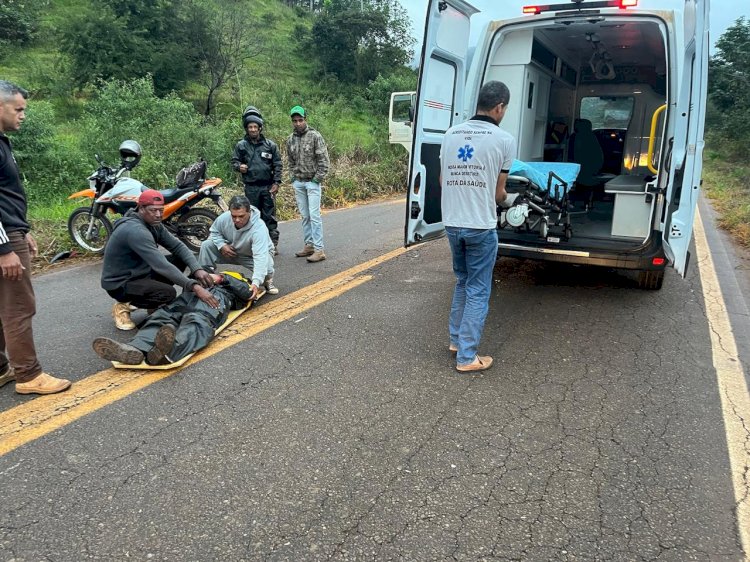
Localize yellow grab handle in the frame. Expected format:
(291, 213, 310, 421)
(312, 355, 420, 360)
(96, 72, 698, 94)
(647, 104, 667, 174)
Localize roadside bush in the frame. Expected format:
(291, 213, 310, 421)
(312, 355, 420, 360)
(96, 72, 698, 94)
(0, 0, 48, 53)
(11, 100, 90, 205)
(77, 78, 207, 188)
(12, 100, 55, 174)
(365, 70, 417, 117)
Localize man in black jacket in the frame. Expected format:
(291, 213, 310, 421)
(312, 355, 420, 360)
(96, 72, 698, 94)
(101, 189, 217, 330)
(231, 107, 282, 252)
(0, 80, 71, 395)
(93, 271, 253, 366)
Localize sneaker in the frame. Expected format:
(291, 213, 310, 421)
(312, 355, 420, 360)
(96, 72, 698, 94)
(146, 324, 176, 366)
(112, 302, 136, 331)
(306, 250, 326, 263)
(92, 337, 144, 365)
(15, 372, 71, 395)
(456, 355, 493, 373)
(0, 364, 14, 387)
(295, 245, 314, 257)
(264, 279, 279, 295)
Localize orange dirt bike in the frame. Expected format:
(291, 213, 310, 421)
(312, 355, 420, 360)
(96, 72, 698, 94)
(67, 142, 228, 253)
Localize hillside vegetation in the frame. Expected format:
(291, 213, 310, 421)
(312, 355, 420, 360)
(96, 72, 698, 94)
(704, 17, 750, 247)
(0, 0, 417, 258)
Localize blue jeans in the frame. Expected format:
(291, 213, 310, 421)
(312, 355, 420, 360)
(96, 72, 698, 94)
(445, 227, 498, 365)
(293, 180, 323, 250)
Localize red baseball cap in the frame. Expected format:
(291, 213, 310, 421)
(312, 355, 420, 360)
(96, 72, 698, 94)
(138, 189, 164, 206)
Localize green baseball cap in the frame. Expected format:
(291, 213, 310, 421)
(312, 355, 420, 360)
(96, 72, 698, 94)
(290, 105, 306, 117)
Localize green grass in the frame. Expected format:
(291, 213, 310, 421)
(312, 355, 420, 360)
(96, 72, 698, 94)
(28, 197, 82, 260)
(702, 145, 750, 247)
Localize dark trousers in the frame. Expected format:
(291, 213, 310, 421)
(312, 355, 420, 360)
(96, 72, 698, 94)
(244, 183, 279, 244)
(106, 255, 188, 309)
(129, 291, 232, 363)
(0, 231, 42, 382)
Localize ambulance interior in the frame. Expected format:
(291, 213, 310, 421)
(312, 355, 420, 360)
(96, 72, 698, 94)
(486, 15, 669, 249)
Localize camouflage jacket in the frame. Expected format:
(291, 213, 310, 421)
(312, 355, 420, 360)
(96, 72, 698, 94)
(285, 126, 330, 183)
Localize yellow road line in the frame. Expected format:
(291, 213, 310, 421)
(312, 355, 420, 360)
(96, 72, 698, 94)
(694, 206, 750, 555)
(0, 246, 409, 456)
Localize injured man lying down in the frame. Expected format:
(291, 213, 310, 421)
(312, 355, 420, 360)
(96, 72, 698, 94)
(93, 271, 254, 366)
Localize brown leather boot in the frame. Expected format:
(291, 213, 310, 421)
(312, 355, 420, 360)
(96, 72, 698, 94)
(146, 324, 176, 365)
(306, 250, 326, 263)
(16, 373, 72, 395)
(295, 245, 314, 257)
(112, 302, 136, 330)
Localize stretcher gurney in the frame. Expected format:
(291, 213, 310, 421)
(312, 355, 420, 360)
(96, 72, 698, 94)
(499, 160, 581, 241)
(111, 288, 266, 370)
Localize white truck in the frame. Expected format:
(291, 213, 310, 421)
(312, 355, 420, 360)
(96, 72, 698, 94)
(404, 0, 709, 289)
(388, 91, 416, 155)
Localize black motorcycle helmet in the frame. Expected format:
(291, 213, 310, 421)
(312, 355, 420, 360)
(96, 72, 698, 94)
(118, 140, 142, 170)
(242, 105, 264, 130)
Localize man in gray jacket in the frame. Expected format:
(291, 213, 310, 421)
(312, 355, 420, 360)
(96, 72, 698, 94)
(286, 105, 330, 263)
(198, 195, 278, 296)
(101, 189, 217, 330)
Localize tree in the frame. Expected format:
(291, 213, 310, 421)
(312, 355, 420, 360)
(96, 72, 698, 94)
(0, 0, 49, 55)
(193, 2, 265, 116)
(708, 17, 750, 149)
(309, 0, 413, 85)
(59, 0, 208, 95)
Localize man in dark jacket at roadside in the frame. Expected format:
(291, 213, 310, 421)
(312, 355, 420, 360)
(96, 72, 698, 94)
(101, 189, 217, 331)
(231, 107, 283, 252)
(93, 271, 253, 366)
(0, 80, 71, 395)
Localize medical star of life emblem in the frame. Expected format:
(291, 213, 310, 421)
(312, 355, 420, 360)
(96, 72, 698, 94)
(457, 144, 474, 162)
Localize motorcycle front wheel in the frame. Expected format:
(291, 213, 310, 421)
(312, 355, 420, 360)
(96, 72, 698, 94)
(68, 207, 113, 253)
(176, 208, 217, 253)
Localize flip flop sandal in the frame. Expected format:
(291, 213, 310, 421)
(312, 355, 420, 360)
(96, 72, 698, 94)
(456, 355, 493, 372)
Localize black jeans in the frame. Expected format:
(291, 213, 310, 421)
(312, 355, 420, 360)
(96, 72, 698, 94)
(106, 254, 188, 309)
(244, 183, 279, 244)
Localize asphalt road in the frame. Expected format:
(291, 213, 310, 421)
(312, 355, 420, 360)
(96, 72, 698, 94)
(1, 197, 749, 561)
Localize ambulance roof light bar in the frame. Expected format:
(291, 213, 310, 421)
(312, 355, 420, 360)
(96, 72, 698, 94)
(522, 0, 638, 15)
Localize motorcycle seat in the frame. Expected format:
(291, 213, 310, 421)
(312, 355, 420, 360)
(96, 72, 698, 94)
(159, 186, 198, 202)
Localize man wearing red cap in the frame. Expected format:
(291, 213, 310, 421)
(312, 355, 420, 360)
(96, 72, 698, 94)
(101, 189, 218, 330)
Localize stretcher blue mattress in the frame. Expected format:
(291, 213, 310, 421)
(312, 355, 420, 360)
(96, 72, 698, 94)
(509, 160, 581, 200)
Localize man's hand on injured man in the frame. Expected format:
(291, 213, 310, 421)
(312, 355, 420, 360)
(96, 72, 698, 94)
(192, 284, 220, 308)
(194, 268, 215, 288)
(249, 284, 260, 301)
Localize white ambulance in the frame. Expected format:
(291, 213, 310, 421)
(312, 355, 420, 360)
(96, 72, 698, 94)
(404, 0, 709, 289)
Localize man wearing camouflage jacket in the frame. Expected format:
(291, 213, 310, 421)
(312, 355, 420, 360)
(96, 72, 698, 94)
(286, 105, 330, 263)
